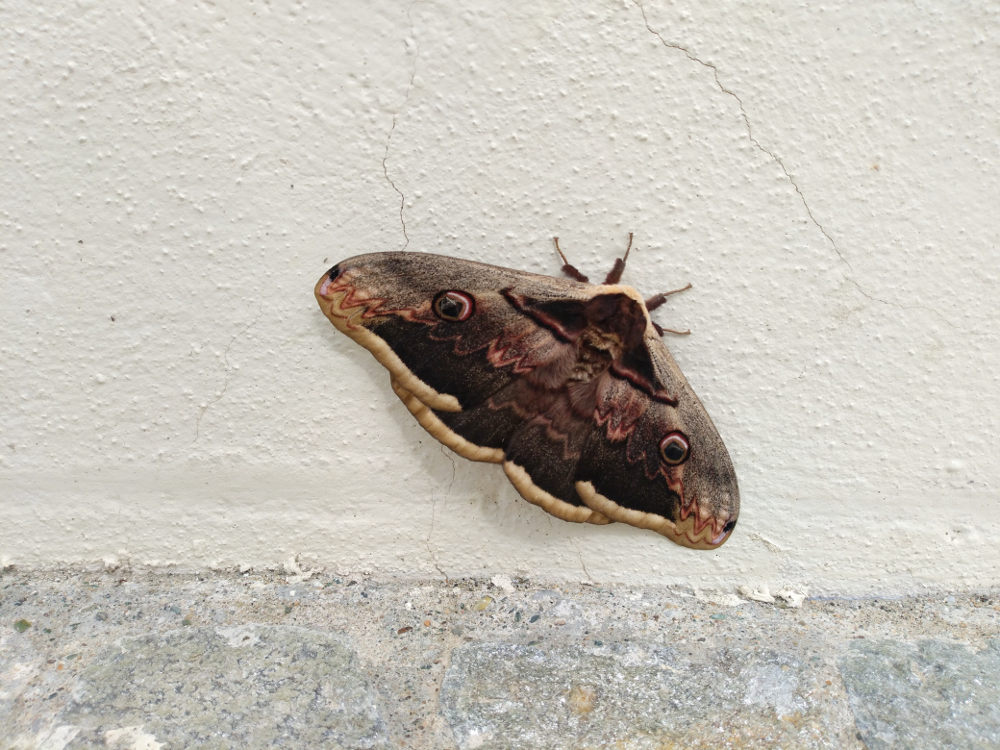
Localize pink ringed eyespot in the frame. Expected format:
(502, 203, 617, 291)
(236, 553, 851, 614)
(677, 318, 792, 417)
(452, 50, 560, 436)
(433, 290, 474, 321)
(659, 431, 689, 465)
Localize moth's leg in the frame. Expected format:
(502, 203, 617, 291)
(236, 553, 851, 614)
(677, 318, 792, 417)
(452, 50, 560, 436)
(645, 282, 692, 312)
(603, 232, 634, 284)
(652, 322, 691, 337)
(647, 282, 692, 336)
(553, 237, 590, 282)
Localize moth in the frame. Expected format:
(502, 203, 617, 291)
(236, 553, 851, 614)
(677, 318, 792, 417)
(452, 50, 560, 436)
(314, 236, 739, 549)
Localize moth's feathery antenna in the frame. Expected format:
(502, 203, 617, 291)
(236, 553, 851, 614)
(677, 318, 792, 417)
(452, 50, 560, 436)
(553, 236, 589, 283)
(603, 232, 634, 284)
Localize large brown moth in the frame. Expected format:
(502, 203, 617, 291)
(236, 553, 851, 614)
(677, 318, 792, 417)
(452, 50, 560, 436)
(314, 236, 739, 549)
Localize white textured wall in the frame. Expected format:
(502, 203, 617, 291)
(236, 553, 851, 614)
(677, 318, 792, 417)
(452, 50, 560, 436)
(2, 1, 998, 595)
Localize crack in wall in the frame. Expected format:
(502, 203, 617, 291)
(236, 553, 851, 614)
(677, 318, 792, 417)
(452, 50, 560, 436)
(192, 303, 263, 444)
(424, 444, 457, 583)
(632, 1, 909, 313)
(381, 1, 421, 252)
(572, 538, 595, 583)
(425, 493, 450, 583)
(382, 116, 409, 251)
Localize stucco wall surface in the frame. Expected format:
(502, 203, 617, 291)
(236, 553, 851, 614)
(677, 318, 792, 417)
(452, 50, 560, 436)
(2, 1, 997, 595)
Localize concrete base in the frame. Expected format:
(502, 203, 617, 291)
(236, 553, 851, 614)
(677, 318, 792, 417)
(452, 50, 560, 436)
(2, 569, 998, 749)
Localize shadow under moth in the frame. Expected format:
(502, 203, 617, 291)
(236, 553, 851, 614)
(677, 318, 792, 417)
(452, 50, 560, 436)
(314, 236, 739, 549)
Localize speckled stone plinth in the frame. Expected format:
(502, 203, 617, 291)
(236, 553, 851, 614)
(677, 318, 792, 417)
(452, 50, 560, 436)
(2, 570, 997, 749)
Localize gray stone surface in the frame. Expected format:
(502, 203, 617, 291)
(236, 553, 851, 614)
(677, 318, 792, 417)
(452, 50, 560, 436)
(60, 627, 387, 749)
(1, 569, 998, 749)
(440, 643, 846, 749)
(841, 638, 1000, 750)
